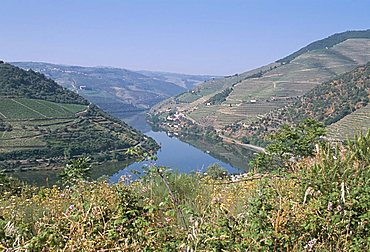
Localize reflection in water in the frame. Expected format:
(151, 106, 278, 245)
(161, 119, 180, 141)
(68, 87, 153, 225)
(11, 110, 255, 186)
(109, 131, 243, 183)
(110, 111, 255, 182)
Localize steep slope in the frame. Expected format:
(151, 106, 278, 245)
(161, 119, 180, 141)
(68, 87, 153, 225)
(0, 62, 158, 171)
(239, 63, 369, 142)
(12, 62, 208, 114)
(0, 63, 87, 104)
(277, 29, 370, 63)
(149, 30, 370, 138)
(327, 104, 370, 140)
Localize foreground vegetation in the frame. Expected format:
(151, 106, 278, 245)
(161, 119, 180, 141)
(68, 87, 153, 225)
(1, 121, 370, 251)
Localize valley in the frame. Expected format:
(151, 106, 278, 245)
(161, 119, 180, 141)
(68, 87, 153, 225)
(13, 62, 217, 115)
(0, 0, 370, 248)
(1, 0, 370, 248)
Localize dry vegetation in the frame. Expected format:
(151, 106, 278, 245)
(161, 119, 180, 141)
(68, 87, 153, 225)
(1, 127, 370, 251)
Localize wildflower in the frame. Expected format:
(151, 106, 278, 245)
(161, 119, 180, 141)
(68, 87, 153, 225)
(69, 204, 75, 211)
(327, 201, 333, 211)
(212, 197, 221, 204)
(304, 238, 317, 250)
(336, 205, 343, 212)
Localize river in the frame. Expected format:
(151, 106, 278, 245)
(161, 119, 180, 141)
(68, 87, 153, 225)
(109, 111, 245, 182)
(12, 111, 254, 185)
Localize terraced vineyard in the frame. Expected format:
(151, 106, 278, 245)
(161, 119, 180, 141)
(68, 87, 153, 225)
(0, 97, 157, 170)
(0, 62, 158, 171)
(327, 105, 370, 140)
(151, 31, 370, 136)
(0, 98, 86, 119)
(0, 98, 85, 151)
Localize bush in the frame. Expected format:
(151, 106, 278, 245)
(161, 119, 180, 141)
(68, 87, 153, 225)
(1, 129, 370, 250)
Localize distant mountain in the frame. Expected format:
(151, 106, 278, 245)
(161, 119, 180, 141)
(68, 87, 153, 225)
(137, 70, 219, 89)
(149, 29, 370, 144)
(12, 62, 215, 116)
(0, 62, 158, 171)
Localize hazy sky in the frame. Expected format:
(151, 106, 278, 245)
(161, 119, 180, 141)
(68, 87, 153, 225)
(1, 0, 369, 75)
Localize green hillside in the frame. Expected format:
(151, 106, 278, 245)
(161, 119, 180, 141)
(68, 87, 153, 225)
(0, 63, 87, 104)
(149, 30, 370, 144)
(0, 62, 158, 171)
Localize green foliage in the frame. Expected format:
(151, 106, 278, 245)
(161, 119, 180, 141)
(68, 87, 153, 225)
(268, 118, 326, 157)
(206, 87, 233, 105)
(0, 121, 12, 132)
(251, 118, 326, 172)
(59, 157, 91, 186)
(297, 131, 370, 250)
(205, 163, 228, 179)
(2, 129, 370, 250)
(0, 63, 88, 104)
(241, 136, 250, 144)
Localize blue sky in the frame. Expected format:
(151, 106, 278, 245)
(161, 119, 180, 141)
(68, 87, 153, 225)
(0, 0, 369, 75)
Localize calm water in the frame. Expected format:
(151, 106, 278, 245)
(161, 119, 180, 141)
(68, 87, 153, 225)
(12, 111, 248, 185)
(109, 112, 242, 182)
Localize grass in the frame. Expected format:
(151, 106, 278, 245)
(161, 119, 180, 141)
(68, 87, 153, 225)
(2, 131, 370, 250)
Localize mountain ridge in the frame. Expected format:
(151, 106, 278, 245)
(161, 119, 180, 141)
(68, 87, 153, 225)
(12, 62, 216, 115)
(277, 29, 370, 63)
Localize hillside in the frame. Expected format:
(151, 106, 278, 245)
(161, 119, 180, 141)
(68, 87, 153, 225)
(0, 62, 158, 171)
(0, 62, 87, 105)
(149, 30, 370, 143)
(137, 70, 218, 89)
(12, 62, 215, 115)
(238, 63, 370, 142)
(277, 29, 370, 63)
(327, 104, 370, 140)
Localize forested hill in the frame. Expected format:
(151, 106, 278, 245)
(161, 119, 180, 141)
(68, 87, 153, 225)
(0, 62, 87, 105)
(277, 29, 370, 63)
(0, 62, 158, 172)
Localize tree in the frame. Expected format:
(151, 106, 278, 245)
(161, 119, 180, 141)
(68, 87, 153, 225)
(205, 163, 228, 179)
(59, 157, 91, 186)
(250, 118, 326, 172)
